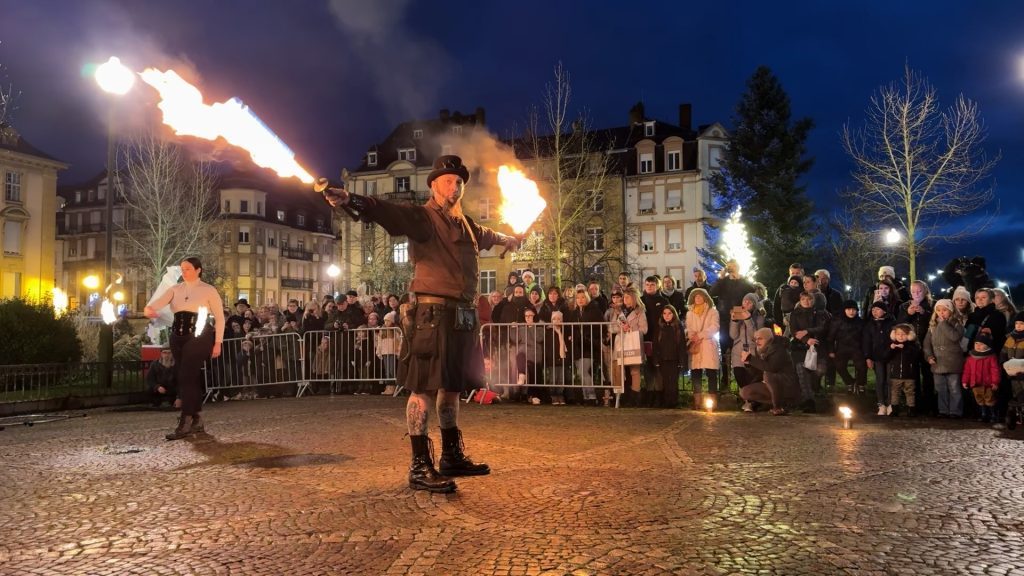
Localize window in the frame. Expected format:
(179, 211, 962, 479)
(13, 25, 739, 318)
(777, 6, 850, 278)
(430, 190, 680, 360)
(75, 190, 81, 203)
(395, 176, 410, 192)
(667, 150, 681, 171)
(365, 180, 377, 195)
(267, 261, 276, 278)
(3, 221, 21, 255)
(315, 218, 325, 232)
(67, 240, 78, 257)
(666, 189, 682, 212)
(257, 201, 263, 215)
(639, 153, 653, 174)
(297, 214, 305, 226)
(710, 147, 723, 168)
(240, 200, 249, 213)
(451, 125, 463, 136)
(639, 191, 654, 214)
(276, 210, 286, 221)
(238, 226, 250, 244)
(363, 221, 374, 231)
(90, 211, 102, 227)
(479, 197, 493, 220)
(267, 231, 276, 248)
(86, 237, 95, 257)
(239, 258, 250, 276)
(413, 129, 423, 139)
(644, 121, 655, 137)
(113, 208, 125, 226)
(398, 148, 416, 161)
(442, 144, 453, 156)
(367, 151, 377, 166)
(586, 227, 604, 252)
(223, 199, 231, 213)
(1, 271, 21, 299)
(255, 260, 263, 276)
(641, 229, 656, 253)
(588, 190, 604, 212)
(4, 171, 22, 203)
(92, 188, 99, 201)
(479, 270, 496, 295)
(667, 228, 682, 251)
(392, 240, 409, 263)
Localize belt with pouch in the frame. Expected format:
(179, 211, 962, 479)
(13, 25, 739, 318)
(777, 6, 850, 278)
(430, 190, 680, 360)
(416, 295, 477, 331)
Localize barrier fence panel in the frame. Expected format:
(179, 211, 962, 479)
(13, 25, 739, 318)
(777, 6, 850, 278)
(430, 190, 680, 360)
(0, 361, 146, 403)
(480, 321, 625, 406)
(203, 332, 304, 402)
(301, 327, 402, 396)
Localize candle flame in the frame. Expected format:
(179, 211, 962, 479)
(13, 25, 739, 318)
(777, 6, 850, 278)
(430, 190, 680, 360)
(497, 165, 546, 235)
(195, 306, 209, 337)
(139, 68, 314, 183)
(704, 397, 715, 411)
(838, 406, 853, 419)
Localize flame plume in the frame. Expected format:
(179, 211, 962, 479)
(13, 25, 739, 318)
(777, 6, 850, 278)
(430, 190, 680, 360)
(497, 166, 546, 235)
(139, 68, 314, 183)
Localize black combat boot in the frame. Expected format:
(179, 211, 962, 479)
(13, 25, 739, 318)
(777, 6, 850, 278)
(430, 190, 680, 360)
(165, 415, 193, 441)
(189, 413, 206, 434)
(409, 435, 456, 493)
(438, 427, 491, 476)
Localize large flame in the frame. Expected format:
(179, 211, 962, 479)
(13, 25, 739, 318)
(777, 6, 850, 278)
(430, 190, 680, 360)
(100, 299, 117, 325)
(139, 68, 314, 183)
(497, 165, 546, 235)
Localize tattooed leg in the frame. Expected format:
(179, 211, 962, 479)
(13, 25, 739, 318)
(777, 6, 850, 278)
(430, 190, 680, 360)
(406, 392, 433, 436)
(436, 390, 461, 429)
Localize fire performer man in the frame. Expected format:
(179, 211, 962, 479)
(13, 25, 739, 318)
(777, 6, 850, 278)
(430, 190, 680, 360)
(321, 155, 520, 493)
(144, 257, 225, 440)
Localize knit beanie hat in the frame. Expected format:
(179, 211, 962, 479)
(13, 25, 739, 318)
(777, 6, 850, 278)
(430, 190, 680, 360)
(742, 293, 759, 307)
(976, 332, 993, 349)
(934, 299, 954, 313)
(953, 285, 971, 302)
(843, 300, 859, 310)
(1014, 311, 1024, 325)
(871, 301, 888, 314)
(878, 266, 895, 279)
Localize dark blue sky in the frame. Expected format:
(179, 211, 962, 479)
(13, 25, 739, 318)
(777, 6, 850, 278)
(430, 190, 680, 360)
(2, 0, 1021, 284)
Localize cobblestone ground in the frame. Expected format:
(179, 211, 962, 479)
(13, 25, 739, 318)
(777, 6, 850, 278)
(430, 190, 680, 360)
(1, 396, 1023, 575)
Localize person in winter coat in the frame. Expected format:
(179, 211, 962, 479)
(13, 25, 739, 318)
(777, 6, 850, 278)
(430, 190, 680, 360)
(661, 275, 687, 320)
(788, 291, 830, 412)
(863, 302, 895, 416)
(610, 287, 648, 406)
(966, 289, 1008, 356)
(741, 328, 801, 415)
(729, 293, 766, 411)
(770, 263, 805, 329)
(566, 290, 605, 405)
(684, 267, 712, 303)
(516, 308, 548, 405)
(898, 280, 935, 414)
(963, 332, 1001, 422)
(1001, 312, 1024, 414)
(923, 299, 966, 418)
(686, 288, 721, 399)
(537, 286, 567, 323)
(777, 275, 803, 335)
(653, 305, 685, 408)
(545, 310, 570, 406)
(826, 300, 866, 394)
(887, 323, 921, 416)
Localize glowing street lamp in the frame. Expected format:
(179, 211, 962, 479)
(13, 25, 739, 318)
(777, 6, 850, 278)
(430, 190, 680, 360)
(884, 228, 902, 245)
(82, 275, 101, 290)
(326, 264, 340, 297)
(95, 57, 135, 95)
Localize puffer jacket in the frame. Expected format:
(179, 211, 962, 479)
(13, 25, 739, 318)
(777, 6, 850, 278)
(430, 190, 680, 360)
(862, 315, 895, 361)
(963, 351, 1000, 389)
(923, 320, 965, 374)
(788, 306, 830, 360)
(886, 335, 920, 380)
(826, 314, 864, 358)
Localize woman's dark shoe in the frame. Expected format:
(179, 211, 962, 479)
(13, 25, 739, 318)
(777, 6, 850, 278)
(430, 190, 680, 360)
(165, 415, 193, 441)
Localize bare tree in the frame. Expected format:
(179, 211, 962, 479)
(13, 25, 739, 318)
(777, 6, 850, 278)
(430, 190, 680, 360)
(358, 224, 412, 296)
(828, 207, 896, 303)
(0, 60, 19, 128)
(517, 62, 626, 287)
(841, 65, 999, 281)
(115, 132, 221, 289)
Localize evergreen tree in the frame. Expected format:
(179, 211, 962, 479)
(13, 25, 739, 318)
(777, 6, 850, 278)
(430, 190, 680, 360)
(710, 66, 815, 283)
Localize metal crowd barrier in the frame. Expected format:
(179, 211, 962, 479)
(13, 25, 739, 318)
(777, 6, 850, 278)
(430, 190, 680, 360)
(0, 361, 147, 403)
(203, 331, 304, 402)
(480, 321, 625, 404)
(301, 327, 402, 395)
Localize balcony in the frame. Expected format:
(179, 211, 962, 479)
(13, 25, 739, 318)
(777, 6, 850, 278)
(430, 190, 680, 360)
(280, 277, 313, 290)
(280, 247, 314, 261)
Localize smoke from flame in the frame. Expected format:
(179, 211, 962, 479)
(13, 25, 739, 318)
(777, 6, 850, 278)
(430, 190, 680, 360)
(497, 165, 546, 235)
(139, 68, 314, 183)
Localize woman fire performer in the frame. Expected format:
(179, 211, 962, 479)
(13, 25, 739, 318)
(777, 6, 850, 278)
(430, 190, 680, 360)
(144, 257, 225, 440)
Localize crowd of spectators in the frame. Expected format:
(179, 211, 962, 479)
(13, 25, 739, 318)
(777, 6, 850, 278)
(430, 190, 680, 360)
(145, 261, 1024, 425)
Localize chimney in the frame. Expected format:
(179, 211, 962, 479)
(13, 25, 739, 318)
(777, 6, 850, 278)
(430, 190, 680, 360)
(439, 109, 450, 121)
(475, 107, 486, 126)
(629, 102, 645, 125)
(678, 103, 692, 132)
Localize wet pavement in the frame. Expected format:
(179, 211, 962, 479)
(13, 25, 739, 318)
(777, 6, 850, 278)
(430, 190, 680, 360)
(1, 396, 1023, 575)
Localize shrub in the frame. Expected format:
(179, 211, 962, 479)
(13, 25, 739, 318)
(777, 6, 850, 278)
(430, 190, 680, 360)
(0, 298, 82, 365)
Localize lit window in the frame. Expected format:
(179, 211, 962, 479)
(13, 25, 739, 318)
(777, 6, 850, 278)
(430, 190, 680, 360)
(644, 122, 655, 137)
(586, 227, 604, 252)
(395, 176, 410, 192)
(392, 240, 409, 263)
(367, 151, 377, 166)
(277, 210, 286, 221)
(639, 153, 653, 174)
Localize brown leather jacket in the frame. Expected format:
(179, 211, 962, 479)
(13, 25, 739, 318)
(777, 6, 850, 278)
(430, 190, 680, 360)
(358, 196, 508, 302)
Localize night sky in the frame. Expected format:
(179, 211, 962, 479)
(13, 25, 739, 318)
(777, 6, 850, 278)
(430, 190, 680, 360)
(2, 0, 1022, 284)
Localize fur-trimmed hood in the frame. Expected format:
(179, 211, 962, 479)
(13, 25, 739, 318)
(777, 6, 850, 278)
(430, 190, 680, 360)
(890, 323, 916, 342)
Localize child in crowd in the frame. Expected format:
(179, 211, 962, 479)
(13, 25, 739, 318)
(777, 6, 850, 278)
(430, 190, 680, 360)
(1000, 312, 1024, 422)
(864, 301, 895, 416)
(963, 332, 1001, 422)
(923, 299, 965, 418)
(778, 275, 803, 334)
(887, 323, 920, 416)
(377, 312, 401, 396)
(653, 305, 685, 409)
(826, 300, 866, 394)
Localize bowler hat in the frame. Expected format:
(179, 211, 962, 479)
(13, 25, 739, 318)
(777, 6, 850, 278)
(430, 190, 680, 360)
(427, 155, 470, 187)
(234, 298, 250, 308)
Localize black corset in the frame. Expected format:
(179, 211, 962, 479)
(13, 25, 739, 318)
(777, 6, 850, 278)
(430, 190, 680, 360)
(172, 311, 198, 337)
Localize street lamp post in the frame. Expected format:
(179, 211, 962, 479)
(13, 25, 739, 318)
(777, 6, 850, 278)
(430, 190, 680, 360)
(94, 57, 134, 388)
(326, 264, 340, 299)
